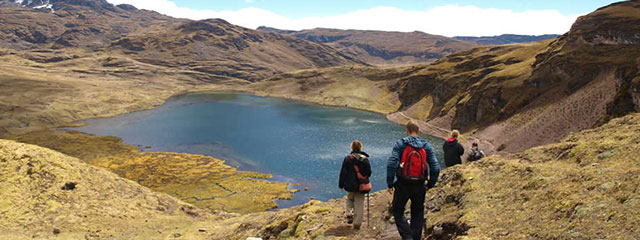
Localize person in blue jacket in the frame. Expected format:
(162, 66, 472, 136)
(387, 122, 440, 240)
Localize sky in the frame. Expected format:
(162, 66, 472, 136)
(105, 0, 623, 37)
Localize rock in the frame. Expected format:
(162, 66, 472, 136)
(198, 228, 207, 232)
(246, 237, 262, 240)
(304, 187, 309, 191)
(599, 182, 616, 191)
(53, 228, 61, 235)
(307, 223, 324, 235)
(174, 233, 182, 238)
(433, 226, 444, 235)
(61, 182, 77, 190)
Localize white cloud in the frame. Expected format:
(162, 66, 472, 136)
(106, 0, 581, 36)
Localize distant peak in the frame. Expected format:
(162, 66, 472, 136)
(9, 0, 121, 12)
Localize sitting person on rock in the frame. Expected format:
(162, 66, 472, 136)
(467, 142, 485, 162)
(339, 140, 372, 229)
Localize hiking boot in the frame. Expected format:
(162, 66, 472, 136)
(353, 224, 361, 230)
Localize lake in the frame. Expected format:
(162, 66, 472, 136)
(68, 93, 445, 208)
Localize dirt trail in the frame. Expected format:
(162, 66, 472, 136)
(390, 111, 498, 156)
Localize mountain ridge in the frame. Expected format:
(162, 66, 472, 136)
(249, 0, 640, 154)
(257, 26, 478, 66)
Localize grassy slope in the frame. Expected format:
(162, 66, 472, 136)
(0, 48, 237, 137)
(426, 112, 640, 239)
(0, 139, 217, 239)
(144, 112, 640, 240)
(12, 130, 293, 214)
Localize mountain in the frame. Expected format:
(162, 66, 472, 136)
(110, 19, 365, 82)
(249, 0, 640, 154)
(0, 0, 178, 49)
(1, 0, 640, 239)
(0, 0, 363, 80)
(0, 0, 364, 136)
(258, 26, 477, 66)
(454, 34, 560, 45)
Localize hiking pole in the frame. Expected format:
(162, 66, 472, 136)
(367, 193, 370, 227)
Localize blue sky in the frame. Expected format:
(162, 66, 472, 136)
(107, 0, 624, 36)
(170, 0, 620, 18)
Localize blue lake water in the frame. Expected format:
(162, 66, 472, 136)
(68, 93, 445, 208)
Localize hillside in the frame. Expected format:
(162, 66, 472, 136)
(7, 112, 634, 239)
(0, 139, 217, 239)
(0, 0, 364, 137)
(454, 34, 560, 45)
(0, 1, 363, 81)
(0, 0, 639, 239)
(211, 112, 640, 239)
(258, 27, 477, 66)
(249, 0, 640, 154)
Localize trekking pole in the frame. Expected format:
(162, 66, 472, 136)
(367, 193, 370, 227)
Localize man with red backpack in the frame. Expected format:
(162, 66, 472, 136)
(387, 122, 440, 240)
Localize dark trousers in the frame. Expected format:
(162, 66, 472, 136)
(392, 182, 426, 240)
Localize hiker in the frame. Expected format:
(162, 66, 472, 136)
(387, 122, 440, 240)
(443, 130, 464, 167)
(467, 142, 485, 162)
(339, 140, 372, 229)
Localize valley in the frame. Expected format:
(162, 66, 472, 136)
(0, 0, 639, 239)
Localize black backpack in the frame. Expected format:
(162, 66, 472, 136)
(469, 148, 484, 161)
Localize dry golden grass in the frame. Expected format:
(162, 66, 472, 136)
(12, 130, 293, 214)
(427, 113, 640, 239)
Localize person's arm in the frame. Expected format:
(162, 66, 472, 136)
(458, 142, 465, 156)
(386, 140, 403, 188)
(339, 157, 347, 189)
(425, 143, 440, 189)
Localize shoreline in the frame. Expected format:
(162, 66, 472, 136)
(3, 88, 489, 213)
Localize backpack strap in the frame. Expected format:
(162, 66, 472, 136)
(353, 164, 368, 180)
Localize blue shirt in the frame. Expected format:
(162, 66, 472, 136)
(386, 136, 440, 188)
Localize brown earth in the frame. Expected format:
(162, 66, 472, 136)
(258, 27, 478, 66)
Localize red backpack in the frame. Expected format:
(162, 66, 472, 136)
(398, 145, 427, 182)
